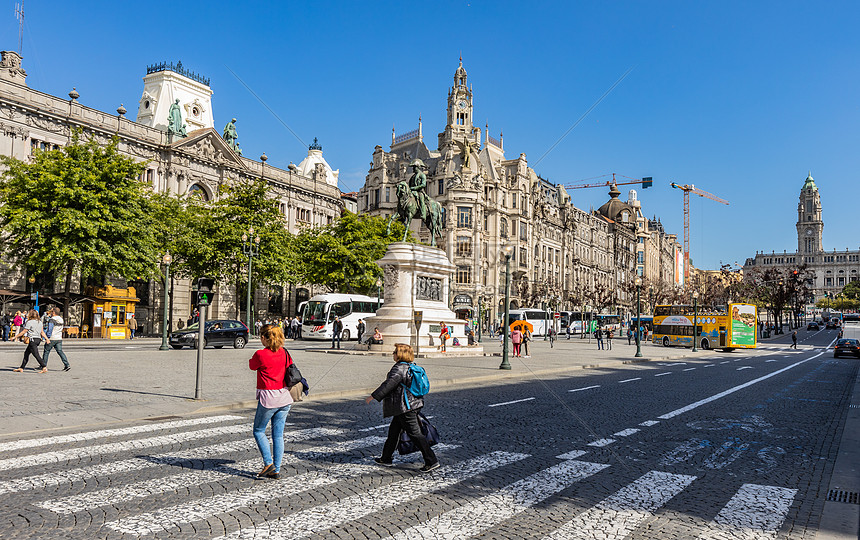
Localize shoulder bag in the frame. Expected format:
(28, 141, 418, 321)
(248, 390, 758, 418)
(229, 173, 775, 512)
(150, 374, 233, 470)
(283, 349, 303, 389)
(397, 412, 440, 455)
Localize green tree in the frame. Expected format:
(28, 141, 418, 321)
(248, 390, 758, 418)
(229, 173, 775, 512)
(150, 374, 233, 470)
(842, 281, 860, 301)
(292, 212, 409, 292)
(0, 133, 156, 314)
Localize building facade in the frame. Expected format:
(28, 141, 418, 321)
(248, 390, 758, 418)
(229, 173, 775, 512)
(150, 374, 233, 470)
(744, 172, 860, 302)
(357, 61, 682, 326)
(0, 50, 342, 334)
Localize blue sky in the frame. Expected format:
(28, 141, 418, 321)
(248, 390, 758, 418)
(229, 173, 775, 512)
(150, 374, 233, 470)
(4, 1, 859, 270)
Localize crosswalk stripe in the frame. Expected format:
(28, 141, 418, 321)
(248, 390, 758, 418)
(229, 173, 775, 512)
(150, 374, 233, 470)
(0, 427, 344, 495)
(384, 458, 609, 539)
(696, 484, 796, 539)
(216, 451, 529, 540)
(0, 415, 243, 453)
(540, 470, 697, 539)
(38, 435, 388, 515)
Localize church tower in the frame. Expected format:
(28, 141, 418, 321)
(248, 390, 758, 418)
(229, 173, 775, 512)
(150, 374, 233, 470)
(797, 172, 823, 254)
(439, 58, 479, 148)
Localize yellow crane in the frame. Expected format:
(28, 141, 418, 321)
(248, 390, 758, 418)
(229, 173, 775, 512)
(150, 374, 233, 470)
(670, 182, 729, 280)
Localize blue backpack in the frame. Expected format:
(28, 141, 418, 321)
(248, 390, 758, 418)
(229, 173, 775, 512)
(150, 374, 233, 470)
(399, 362, 430, 409)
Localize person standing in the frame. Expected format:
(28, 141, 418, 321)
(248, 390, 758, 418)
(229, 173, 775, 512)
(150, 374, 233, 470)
(248, 324, 293, 480)
(548, 326, 555, 348)
(791, 330, 798, 349)
(12, 310, 50, 373)
(43, 307, 70, 371)
(1, 312, 10, 342)
(566, 324, 571, 340)
(12, 310, 23, 340)
(439, 322, 449, 352)
(331, 316, 343, 349)
(627, 325, 633, 345)
(523, 328, 532, 358)
(365, 343, 439, 472)
(595, 326, 604, 350)
(511, 326, 523, 357)
(605, 327, 613, 350)
(128, 314, 138, 339)
(357, 318, 365, 344)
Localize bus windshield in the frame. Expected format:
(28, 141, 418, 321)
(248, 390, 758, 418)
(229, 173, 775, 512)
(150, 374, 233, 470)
(305, 301, 328, 325)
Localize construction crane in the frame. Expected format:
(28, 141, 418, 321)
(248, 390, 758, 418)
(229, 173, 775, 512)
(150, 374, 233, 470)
(565, 172, 652, 190)
(670, 182, 729, 280)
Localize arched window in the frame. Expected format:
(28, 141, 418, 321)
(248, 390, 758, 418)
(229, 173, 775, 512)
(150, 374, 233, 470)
(188, 183, 209, 201)
(500, 217, 508, 238)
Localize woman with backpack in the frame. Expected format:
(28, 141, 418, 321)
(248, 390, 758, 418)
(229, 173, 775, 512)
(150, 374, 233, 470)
(365, 343, 439, 473)
(248, 324, 293, 480)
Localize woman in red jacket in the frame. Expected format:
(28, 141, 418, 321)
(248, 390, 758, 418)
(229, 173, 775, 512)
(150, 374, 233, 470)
(249, 324, 293, 480)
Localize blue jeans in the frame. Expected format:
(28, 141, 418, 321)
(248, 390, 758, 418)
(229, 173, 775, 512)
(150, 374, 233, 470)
(331, 333, 340, 348)
(2, 325, 9, 341)
(130, 329, 135, 339)
(253, 401, 292, 473)
(43, 340, 69, 368)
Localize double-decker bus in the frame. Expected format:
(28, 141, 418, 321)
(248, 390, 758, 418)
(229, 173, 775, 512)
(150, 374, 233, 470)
(302, 294, 383, 341)
(652, 303, 757, 351)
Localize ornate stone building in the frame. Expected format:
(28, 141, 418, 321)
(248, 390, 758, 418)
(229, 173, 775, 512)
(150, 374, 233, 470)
(357, 60, 680, 326)
(744, 172, 860, 303)
(0, 50, 342, 334)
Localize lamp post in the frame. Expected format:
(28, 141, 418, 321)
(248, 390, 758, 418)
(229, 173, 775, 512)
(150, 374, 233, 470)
(375, 277, 382, 307)
(499, 243, 514, 370)
(27, 275, 37, 314)
(635, 277, 643, 358)
(649, 285, 654, 315)
(477, 296, 483, 343)
(692, 290, 699, 352)
(242, 228, 260, 334)
(159, 252, 172, 350)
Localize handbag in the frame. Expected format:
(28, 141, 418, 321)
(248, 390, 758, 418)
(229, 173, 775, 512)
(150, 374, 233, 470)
(283, 349, 303, 389)
(22, 335, 30, 345)
(397, 412, 440, 455)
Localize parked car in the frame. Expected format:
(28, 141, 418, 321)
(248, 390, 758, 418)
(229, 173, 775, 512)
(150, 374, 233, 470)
(806, 322, 820, 330)
(170, 319, 249, 349)
(833, 338, 860, 358)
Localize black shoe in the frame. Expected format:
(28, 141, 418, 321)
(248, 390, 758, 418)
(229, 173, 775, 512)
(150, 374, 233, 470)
(374, 458, 394, 467)
(63, 366, 70, 372)
(419, 461, 440, 473)
(265, 470, 280, 480)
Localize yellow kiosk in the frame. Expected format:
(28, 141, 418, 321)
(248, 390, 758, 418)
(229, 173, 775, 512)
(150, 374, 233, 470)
(83, 285, 139, 339)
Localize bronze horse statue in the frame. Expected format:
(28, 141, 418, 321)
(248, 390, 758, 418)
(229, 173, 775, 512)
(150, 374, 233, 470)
(386, 181, 443, 247)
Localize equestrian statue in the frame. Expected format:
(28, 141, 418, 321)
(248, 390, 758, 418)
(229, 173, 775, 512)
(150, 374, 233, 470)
(386, 159, 444, 247)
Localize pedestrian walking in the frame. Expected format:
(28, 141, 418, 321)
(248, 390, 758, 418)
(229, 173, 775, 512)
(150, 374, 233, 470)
(1, 312, 10, 342)
(12, 310, 23, 341)
(248, 324, 293, 480)
(523, 328, 532, 357)
(595, 327, 604, 350)
(439, 322, 449, 352)
(511, 326, 523, 357)
(357, 318, 365, 344)
(43, 307, 70, 371)
(128, 314, 138, 339)
(627, 326, 633, 345)
(566, 324, 571, 340)
(331, 316, 343, 349)
(548, 326, 555, 348)
(365, 343, 439, 472)
(791, 330, 798, 349)
(605, 327, 613, 350)
(12, 310, 50, 373)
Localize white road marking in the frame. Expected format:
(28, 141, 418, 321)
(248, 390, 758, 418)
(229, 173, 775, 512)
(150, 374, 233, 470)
(655, 372, 672, 377)
(702, 440, 750, 470)
(704, 364, 716, 368)
(569, 385, 601, 393)
(613, 428, 640, 437)
(587, 438, 616, 447)
(660, 439, 707, 466)
(215, 451, 529, 540)
(619, 377, 641, 383)
(658, 351, 825, 420)
(541, 471, 697, 540)
(639, 420, 660, 427)
(556, 450, 588, 460)
(385, 458, 610, 540)
(720, 361, 731, 364)
(737, 366, 753, 371)
(358, 423, 390, 432)
(683, 367, 697, 371)
(766, 359, 778, 363)
(489, 397, 536, 407)
(0, 415, 243, 453)
(696, 484, 797, 539)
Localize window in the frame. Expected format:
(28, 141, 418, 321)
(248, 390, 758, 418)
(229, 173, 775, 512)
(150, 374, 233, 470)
(457, 236, 472, 257)
(456, 265, 472, 284)
(457, 206, 472, 228)
(838, 277, 845, 286)
(806, 201, 812, 213)
(637, 252, 645, 264)
(519, 248, 528, 267)
(385, 187, 390, 203)
(438, 179, 445, 196)
(520, 222, 528, 240)
(374, 188, 380, 206)
(825, 277, 833, 286)
(482, 268, 488, 285)
(484, 214, 488, 231)
(512, 194, 517, 208)
(500, 217, 508, 238)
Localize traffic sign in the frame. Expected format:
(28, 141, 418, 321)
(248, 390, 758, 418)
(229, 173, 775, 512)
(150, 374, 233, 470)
(554, 312, 561, 319)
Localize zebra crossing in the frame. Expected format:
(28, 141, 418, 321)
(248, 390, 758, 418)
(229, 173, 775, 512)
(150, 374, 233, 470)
(0, 413, 801, 539)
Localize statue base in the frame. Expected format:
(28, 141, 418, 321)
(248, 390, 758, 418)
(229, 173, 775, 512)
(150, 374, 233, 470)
(367, 242, 483, 357)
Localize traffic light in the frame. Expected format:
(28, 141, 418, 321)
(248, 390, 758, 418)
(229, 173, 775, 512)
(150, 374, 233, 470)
(641, 177, 653, 189)
(196, 278, 216, 307)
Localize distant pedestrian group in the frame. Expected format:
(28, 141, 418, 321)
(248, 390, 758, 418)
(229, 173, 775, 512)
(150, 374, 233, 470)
(10, 307, 72, 373)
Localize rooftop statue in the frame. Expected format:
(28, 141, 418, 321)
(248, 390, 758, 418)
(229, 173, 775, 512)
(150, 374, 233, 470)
(167, 99, 187, 139)
(223, 118, 242, 155)
(455, 138, 473, 170)
(386, 159, 443, 247)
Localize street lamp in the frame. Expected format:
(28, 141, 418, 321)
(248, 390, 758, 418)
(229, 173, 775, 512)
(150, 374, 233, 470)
(635, 277, 643, 358)
(692, 290, 699, 352)
(477, 296, 483, 343)
(648, 285, 654, 314)
(159, 252, 172, 350)
(27, 275, 38, 314)
(375, 277, 382, 308)
(499, 243, 514, 370)
(242, 228, 261, 334)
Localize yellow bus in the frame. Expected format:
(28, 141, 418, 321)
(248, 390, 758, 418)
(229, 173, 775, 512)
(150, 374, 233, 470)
(652, 303, 757, 351)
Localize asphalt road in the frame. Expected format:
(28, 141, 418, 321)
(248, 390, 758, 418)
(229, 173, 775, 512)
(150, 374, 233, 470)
(0, 325, 855, 539)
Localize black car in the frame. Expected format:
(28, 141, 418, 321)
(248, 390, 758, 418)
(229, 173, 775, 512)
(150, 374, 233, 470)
(806, 322, 820, 330)
(834, 338, 860, 358)
(170, 319, 249, 349)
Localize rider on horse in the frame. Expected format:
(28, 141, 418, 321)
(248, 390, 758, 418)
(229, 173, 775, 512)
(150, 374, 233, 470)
(408, 159, 431, 221)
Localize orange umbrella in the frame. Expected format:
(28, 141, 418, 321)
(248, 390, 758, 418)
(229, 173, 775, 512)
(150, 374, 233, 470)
(510, 321, 533, 333)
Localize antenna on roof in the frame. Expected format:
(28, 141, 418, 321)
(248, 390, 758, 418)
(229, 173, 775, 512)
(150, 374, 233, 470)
(15, 1, 24, 55)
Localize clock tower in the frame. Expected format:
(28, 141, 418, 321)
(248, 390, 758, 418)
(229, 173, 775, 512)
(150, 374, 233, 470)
(796, 172, 823, 254)
(440, 58, 476, 148)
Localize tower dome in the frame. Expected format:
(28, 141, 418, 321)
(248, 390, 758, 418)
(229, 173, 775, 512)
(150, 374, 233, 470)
(802, 171, 817, 191)
(597, 183, 635, 224)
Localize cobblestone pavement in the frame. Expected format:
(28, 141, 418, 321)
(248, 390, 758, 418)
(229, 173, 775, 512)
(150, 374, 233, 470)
(0, 327, 855, 538)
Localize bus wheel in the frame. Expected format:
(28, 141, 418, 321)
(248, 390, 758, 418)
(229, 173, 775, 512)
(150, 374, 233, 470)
(662, 336, 670, 347)
(341, 329, 351, 341)
(701, 339, 710, 350)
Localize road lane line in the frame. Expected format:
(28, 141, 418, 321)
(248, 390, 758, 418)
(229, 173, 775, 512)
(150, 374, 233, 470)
(569, 385, 601, 393)
(696, 484, 796, 539)
(613, 428, 640, 437)
(489, 397, 536, 407)
(736, 366, 753, 371)
(720, 361, 730, 364)
(639, 420, 660, 427)
(556, 450, 588, 460)
(683, 367, 697, 371)
(619, 378, 641, 383)
(655, 372, 672, 377)
(658, 350, 827, 420)
(587, 438, 616, 447)
(540, 471, 697, 540)
(704, 364, 716, 368)
(385, 458, 610, 540)
(0, 415, 244, 453)
(214, 452, 530, 540)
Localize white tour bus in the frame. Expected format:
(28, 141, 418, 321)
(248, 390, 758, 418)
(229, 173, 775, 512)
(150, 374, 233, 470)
(507, 309, 551, 336)
(301, 293, 383, 341)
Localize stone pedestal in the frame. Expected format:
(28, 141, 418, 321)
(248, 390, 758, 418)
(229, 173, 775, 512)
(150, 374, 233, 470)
(367, 242, 482, 356)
